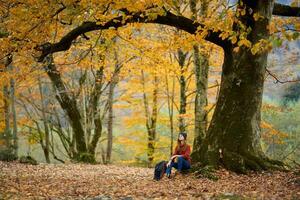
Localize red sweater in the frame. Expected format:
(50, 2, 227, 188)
(173, 144, 191, 164)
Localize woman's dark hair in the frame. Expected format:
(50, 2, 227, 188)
(175, 132, 187, 153)
(180, 132, 187, 140)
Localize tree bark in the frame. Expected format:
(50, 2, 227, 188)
(192, 45, 209, 153)
(142, 71, 158, 167)
(165, 74, 175, 156)
(3, 54, 13, 149)
(106, 83, 114, 164)
(194, 0, 284, 172)
(177, 49, 188, 133)
(190, 0, 209, 154)
(38, 77, 51, 163)
(3, 84, 10, 148)
(106, 60, 121, 164)
(44, 55, 87, 156)
(88, 67, 104, 156)
(10, 75, 18, 157)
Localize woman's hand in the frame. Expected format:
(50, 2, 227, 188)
(167, 155, 180, 167)
(166, 160, 172, 167)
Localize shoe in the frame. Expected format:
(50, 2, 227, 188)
(174, 171, 183, 178)
(166, 173, 171, 178)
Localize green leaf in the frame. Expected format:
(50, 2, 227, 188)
(292, 32, 300, 40)
(272, 38, 282, 47)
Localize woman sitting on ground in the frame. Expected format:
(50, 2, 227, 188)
(166, 132, 191, 178)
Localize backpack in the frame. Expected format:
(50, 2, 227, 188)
(153, 160, 167, 181)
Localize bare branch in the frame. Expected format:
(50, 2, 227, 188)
(266, 69, 300, 84)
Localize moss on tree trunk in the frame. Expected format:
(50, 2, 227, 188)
(192, 0, 286, 173)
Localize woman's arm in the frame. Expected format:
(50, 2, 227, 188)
(167, 147, 179, 167)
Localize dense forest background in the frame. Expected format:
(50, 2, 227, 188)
(0, 0, 299, 169)
(8, 39, 300, 167)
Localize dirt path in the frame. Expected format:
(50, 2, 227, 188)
(0, 161, 299, 199)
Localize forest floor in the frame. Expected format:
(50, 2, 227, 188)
(0, 161, 299, 200)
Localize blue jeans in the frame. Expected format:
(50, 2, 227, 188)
(166, 156, 190, 175)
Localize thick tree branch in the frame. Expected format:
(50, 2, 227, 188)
(273, 3, 300, 17)
(35, 3, 300, 62)
(35, 9, 225, 62)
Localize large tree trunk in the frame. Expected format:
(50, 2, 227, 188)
(44, 55, 87, 157)
(88, 67, 104, 156)
(38, 78, 50, 163)
(106, 62, 121, 164)
(177, 49, 188, 133)
(142, 71, 158, 167)
(10, 75, 18, 157)
(147, 75, 158, 167)
(3, 84, 11, 148)
(192, 45, 209, 153)
(3, 54, 13, 149)
(165, 74, 175, 156)
(194, 0, 283, 172)
(106, 83, 114, 164)
(190, 0, 209, 153)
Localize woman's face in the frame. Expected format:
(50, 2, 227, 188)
(178, 134, 185, 143)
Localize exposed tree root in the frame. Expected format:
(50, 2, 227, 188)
(192, 148, 289, 174)
(191, 164, 219, 181)
(220, 150, 288, 173)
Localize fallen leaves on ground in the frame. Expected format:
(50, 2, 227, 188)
(0, 161, 299, 199)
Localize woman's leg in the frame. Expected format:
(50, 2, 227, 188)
(176, 157, 191, 172)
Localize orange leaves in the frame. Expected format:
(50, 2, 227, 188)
(230, 35, 238, 44)
(253, 13, 264, 21)
(238, 39, 251, 48)
(219, 31, 231, 41)
(233, 37, 273, 55)
(261, 121, 288, 145)
(0, 161, 298, 199)
(262, 103, 284, 112)
(269, 16, 299, 43)
(0, 119, 5, 134)
(261, 121, 274, 130)
(251, 42, 262, 55)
